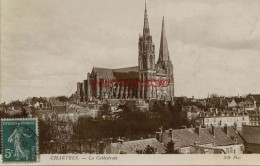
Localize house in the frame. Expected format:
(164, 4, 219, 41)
(190, 145, 225, 154)
(241, 125, 260, 153)
(102, 99, 122, 112)
(246, 111, 260, 126)
(196, 111, 249, 129)
(34, 102, 40, 108)
(49, 99, 65, 111)
(238, 101, 255, 111)
(159, 125, 244, 154)
(228, 98, 237, 110)
(247, 94, 260, 111)
(104, 138, 166, 154)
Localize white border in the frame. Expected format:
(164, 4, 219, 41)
(0, 154, 259, 165)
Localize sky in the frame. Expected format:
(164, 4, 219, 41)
(1, 0, 260, 103)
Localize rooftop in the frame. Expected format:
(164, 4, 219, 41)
(242, 125, 260, 145)
(163, 126, 244, 148)
(106, 138, 166, 154)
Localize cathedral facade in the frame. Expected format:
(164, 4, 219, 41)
(77, 3, 174, 102)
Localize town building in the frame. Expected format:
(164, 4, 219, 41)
(104, 138, 166, 154)
(227, 98, 238, 110)
(247, 94, 260, 111)
(159, 125, 244, 154)
(76, 3, 174, 102)
(196, 111, 249, 129)
(246, 111, 260, 126)
(238, 101, 255, 111)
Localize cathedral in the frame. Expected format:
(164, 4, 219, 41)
(77, 3, 174, 102)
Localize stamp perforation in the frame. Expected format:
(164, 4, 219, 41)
(1, 118, 39, 164)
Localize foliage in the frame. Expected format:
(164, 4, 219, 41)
(38, 119, 53, 153)
(165, 140, 179, 154)
(56, 96, 69, 102)
(71, 101, 191, 153)
(98, 104, 112, 118)
(143, 145, 156, 154)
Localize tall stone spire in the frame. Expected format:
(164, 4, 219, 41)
(158, 17, 170, 63)
(143, 1, 150, 36)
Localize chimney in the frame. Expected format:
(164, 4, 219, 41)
(224, 124, 228, 136)
(156, 126, 163, 143)
(109, 137, 113, 144)
(159, 126, 163, 134)
(169, 128, 173, 137)
(211, 125, 215, 137)
(117, 137, 124, 144)
(234, 123, 238, 132)
(156, 132, 162, 142)
(195, 126, 200, 136)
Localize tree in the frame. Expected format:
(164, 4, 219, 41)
(98, 104, 112, 118)
(117, 101, 139, 119)
(150, 102, 172, 129)
(21, 108, 28, 117)
(38, 119, 53, 153)
(144, 145, 156, 154)
(56, 96, 69, 102)
(165, 140, 179, 154)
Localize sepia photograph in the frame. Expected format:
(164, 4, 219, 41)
(0, 0, 260, 165)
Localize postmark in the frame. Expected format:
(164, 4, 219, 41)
(1, 118, 38, 163)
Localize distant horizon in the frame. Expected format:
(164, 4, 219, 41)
(1, 0, 260, 103)
(2, 92, 259, 104)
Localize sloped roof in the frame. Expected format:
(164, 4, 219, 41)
(92, 66, 139, 79)
(113, 66, 138, 73)
(106, 138, 165, 154)
(242, 125, 260, 144)
(163, 126, 244, 148)
(93, 67, 114, 79)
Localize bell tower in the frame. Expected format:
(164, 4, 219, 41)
(156, 17, 174, 99)
(138, 2, 156, 99)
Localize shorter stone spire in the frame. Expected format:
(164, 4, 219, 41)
(158, 17, 170, 63)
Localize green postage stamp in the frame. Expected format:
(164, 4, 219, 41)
(1, 119, 38, 163)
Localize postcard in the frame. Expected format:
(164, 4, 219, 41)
(1, 0, 260, 165)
